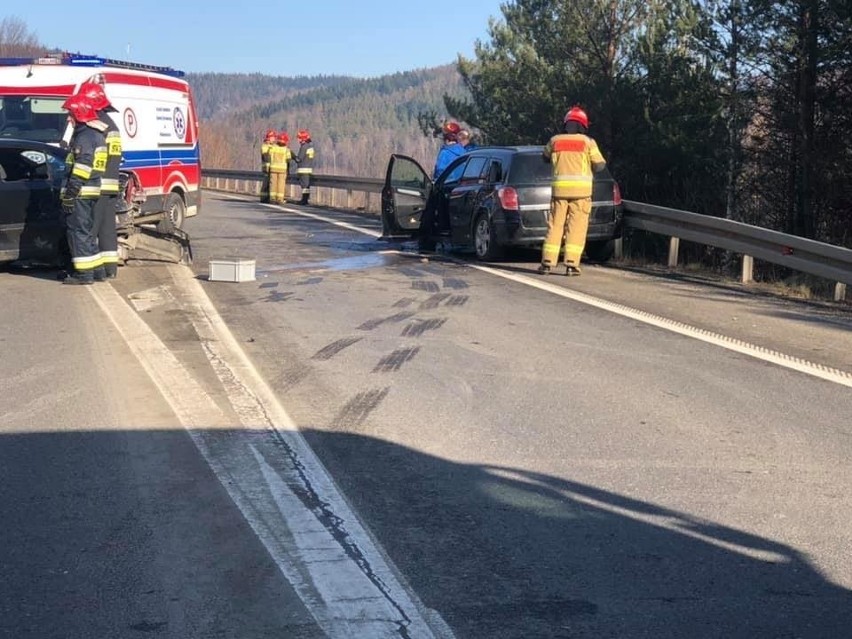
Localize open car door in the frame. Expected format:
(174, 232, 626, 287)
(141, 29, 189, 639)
(381, 154, 432, 238)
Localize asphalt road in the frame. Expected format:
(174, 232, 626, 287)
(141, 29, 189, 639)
(2, 192, 852, 638)
(0, 271, 327, 638)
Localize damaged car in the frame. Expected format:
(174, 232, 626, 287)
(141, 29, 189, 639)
(0, 138, 191, 267)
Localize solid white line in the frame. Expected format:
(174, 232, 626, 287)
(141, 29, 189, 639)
(216, 192, 852, 389)
(167, 264, 454, 639)
(466, 264, 852, 389)
(88, 284, 228, 426)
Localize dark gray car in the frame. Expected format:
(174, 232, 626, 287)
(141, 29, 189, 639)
(0, 138, 67, 263)
(381, 146, 623, 261)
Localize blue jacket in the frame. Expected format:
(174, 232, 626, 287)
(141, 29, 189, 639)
(433, 142, 465, 179)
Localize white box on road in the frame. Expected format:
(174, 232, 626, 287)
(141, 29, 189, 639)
(209, 258, 256, 283)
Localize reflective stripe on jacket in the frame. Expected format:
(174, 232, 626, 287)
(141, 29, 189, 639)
(543, 133, 605, 199)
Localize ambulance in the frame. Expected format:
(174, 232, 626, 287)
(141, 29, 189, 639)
(0, 52, 201, 227)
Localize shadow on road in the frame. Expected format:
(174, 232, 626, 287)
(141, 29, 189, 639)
(3, 427, 849, 638)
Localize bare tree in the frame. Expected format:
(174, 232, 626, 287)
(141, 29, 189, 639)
(0, 16, 42, 57)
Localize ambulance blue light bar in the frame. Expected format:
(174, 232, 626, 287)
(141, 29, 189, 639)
(0, 52, 186, 78)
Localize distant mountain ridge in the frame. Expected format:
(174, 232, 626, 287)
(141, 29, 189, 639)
(188, 65, 468, 177)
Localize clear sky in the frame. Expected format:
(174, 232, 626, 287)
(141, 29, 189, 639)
(9, 1, 505, 77)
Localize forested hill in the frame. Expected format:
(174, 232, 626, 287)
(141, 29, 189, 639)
(190, 65, 467, 177)
(187, 73, 354, 120)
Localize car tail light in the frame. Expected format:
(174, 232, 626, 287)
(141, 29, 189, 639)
(497, 186, 519, 211)
(613, 182, 622, 206)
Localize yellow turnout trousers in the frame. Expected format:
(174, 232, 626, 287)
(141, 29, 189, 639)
(270, 171, 287, 203)
(540, 197, 592, 268)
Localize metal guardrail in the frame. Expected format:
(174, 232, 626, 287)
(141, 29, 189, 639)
(202, 168, 851, 301)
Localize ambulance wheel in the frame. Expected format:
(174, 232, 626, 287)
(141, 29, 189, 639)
(163, 192, 186, 230)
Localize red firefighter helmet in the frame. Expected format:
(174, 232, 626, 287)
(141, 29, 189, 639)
(278, 131, 290, 145)
(77, 81, 112, 111)
(265, 128, 277, 142)
(443, 121, 461, 135)
(62, 95, 98, 123)
(297, 129, 311, 143)
(564, 106, 589, 129)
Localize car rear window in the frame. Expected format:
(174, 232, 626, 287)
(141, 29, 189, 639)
(507, 153, 551, 184)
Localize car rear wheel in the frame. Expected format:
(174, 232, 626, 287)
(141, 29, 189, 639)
(161, 192, 186, 231)
(473, 212, 503, 261)
(584, 239, 615, 263)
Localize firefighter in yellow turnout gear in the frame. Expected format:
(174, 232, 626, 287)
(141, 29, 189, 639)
(539, 106, 606, 276)
(260, 129, 276, 203)
(268, 131, 292, 204)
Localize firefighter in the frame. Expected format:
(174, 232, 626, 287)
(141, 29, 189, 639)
(60, 95, 108, 285)
(268, 131, 291, 204)
(432, 120, 464, 178)
(78, 81, 121, 280)
(293, 129, 315, 205)
(538, 106, 606, 276)
(260, 129, 276, 203)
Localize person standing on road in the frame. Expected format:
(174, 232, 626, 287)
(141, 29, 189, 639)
(260, 129, 276, 203)
(268, 131, 291, 204)
(538, 106, 606, 277)
(293, 129, 315, 205)
(78, 81, 121, 280)
(60, 95, 108, 285)
(432, 120, 464, 179)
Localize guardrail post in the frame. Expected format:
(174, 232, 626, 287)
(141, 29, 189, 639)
(347, 190, 354, 210)
(741, 255, 754, 284)
(836, 283, 847, 302)
(614, 238, 623, 259)
(215, 177, 221, 190)
(668, 237, 680, 268)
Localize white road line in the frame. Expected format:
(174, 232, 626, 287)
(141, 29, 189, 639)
(468, 264, 852, 389)
(89, 275, 454, 639)
(217, 192, 852, 388)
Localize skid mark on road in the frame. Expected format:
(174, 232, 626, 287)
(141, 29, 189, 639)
(335, 387, 391, 427)
(411, 280, 441, 293)
(312, 337, 363, 361)
(357, 312, 417, 331)
(445, 295, 470, 308)
(442, 278, 468, 290)
(373, 347, 421, 373)
(402, 318, 448, 338)
(263, 291, 295, 303)
(419, 293, 452, 310)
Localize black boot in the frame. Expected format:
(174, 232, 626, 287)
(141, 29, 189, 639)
(300, 194, 309, 205)
(63, 274, 94, 286)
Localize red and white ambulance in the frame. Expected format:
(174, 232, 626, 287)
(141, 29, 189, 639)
(0, 52, 201, 227)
